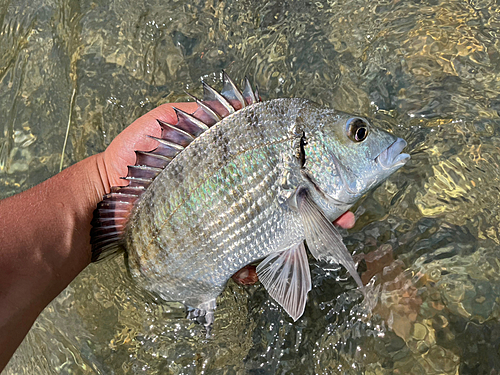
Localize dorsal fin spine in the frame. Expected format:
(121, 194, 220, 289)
(185, 92, 221, 126)
(155, 119, 194, 148)
(148, 136, 185, 150)
(127, 165, 162, 180)
(135, 150, 172, 162)
(120, 176, 153, 183)
(158, 118, 196, 140)
(90, 73, 259, 262)
(119, 176, 152, 189)
(202, 81, 235, 116)
(242, 77, 258, 105)
(254, 85, 261, 102)
(173, 107, 210, 137)
(135, 151, 172, 169)
(221, 70, 246, 110)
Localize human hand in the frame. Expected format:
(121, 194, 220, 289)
(96, 102, 199, 193)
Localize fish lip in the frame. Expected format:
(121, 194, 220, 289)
(376, 138, 410, 169)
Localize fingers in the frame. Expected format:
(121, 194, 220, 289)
(103, 102, 198, 186)
(110, 102, 199, 156)
(231, 265, 259, 285)
(333, 211, 356, 229)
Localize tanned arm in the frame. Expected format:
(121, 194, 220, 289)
(0, 153, 107, 369)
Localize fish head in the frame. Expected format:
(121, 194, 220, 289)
(300, 108, 410, 212)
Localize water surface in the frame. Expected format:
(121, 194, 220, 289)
(2, 0, 500, 373)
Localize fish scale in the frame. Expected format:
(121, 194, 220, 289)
(91, 74, 409, 326)
(127, 103, 301, 299)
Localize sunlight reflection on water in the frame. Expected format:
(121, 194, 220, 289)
(2, 0, 500, 373)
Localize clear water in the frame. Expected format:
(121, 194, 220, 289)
(2, 0, 500, 373)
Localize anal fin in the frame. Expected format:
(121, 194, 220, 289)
(187, 299, 216, 337)
(256, 242, 312, 321)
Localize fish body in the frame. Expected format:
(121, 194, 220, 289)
(126, 99, 307, 309)
(91, 75, 409, 324)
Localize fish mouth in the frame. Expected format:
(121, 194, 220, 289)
(376, 138, 410, 169)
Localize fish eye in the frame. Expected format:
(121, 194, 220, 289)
(347, 118, 369, 142)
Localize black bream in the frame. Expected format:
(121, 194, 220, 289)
(91, 72, 409, 326)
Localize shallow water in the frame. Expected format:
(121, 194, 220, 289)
(2, 0, 500, 373)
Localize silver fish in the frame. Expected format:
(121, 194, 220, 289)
(91, 72, 410, 326)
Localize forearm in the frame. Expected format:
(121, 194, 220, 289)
(0, 153, 108, 371)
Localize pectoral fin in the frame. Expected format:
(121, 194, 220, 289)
(256, 242, 312, 321)
(296, 187, 364, 289)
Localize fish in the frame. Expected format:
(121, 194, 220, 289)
(90, 72, 410, 328)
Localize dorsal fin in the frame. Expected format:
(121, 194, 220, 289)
(172, 107, 210, 136)
(202, 81, 234, 117)
(221, 70, 245, 110)
(90, 73, 262, 262)
(186, 93, 221, 126)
